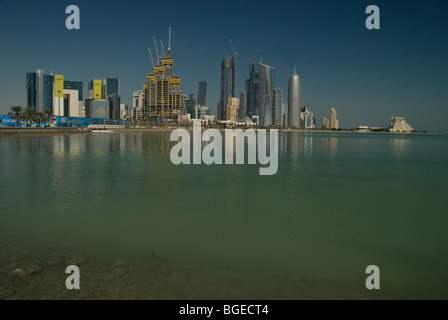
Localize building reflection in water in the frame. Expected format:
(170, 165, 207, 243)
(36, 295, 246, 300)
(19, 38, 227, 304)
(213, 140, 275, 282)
(325, 135, 338, 158)
(281, 132, 339, 159)
(389, 137, 411, 159)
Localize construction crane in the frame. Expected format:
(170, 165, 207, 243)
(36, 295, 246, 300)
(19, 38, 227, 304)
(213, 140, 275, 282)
(147, 47, 155, 68)
(230, 38, 238, 58)
(160, 39, 165, 57)
(168, 26, 171, 55)
(153, 36, 161, 64)
(248, 49, 261, 66)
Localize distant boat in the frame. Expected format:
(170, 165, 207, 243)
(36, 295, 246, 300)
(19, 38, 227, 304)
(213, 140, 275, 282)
(92, 129, 115, 133)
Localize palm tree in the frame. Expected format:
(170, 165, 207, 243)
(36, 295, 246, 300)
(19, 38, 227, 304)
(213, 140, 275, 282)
(35, 111, 45, 127)
(23, 107, 37, 127)
(43, 109, 54, 127)
(8, 106, 23, 127)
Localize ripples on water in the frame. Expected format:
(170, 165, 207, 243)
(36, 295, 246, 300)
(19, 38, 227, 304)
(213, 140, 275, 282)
(0, 132, 447, 299)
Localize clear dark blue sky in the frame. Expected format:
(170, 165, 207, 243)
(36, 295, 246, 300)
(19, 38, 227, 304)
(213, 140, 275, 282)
(0, 0, 447, 131)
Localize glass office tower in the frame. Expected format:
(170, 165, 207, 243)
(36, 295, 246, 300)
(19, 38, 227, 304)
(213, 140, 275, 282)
(198, 81, 207, 106)
(26, 70, 53, 111)
(258, 63, 276, 127)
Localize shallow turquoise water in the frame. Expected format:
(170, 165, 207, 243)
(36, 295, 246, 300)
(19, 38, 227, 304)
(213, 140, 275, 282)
(0, 131, 447, 299)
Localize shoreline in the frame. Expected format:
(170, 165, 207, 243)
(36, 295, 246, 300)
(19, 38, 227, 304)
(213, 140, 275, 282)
(0, 127, 92, 136)
(1, 126, 444, 136)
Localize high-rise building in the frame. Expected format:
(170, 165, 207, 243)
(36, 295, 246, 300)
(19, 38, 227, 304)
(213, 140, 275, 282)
(64, 80, 83, 101)
(120, 104, 129, 119)
(322, 117, 330, 129)
(329, 107, 339, 129)
(133, 90, 144, 109)
(238, 92, 247, 119)
(26, 69, 54, 112)
(52, 75, 84, 117)
(272, 87, 282, 126)
(102, 78, 119, 97)
(143, 48, 184, 122)
(258, 63, 276, 127)
(54, 89, 83, 117)
(198, 81, 207, 106)
(132, 90, 145, 119)
(226, 97, 240, 122)
(300, 106, 314, 129)
(194, 105, 210, 119)
(87, 78, 121, 119)
(245, 61, 259, 117)
(88, 79, 102, 99)
(288, 69, 301, 128)
(281, 102, 287, 127)
(218, 57, 235, 120)
(102, 78, 120, 120)
(301, 106, 314, 129)
(184, 96, 196, 118)
(108, 94, 121, 120)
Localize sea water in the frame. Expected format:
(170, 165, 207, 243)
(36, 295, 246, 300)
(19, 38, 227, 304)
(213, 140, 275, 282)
(0, 131, 447, 299)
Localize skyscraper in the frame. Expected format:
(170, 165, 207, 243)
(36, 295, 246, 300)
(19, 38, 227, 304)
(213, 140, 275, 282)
(301, 106, 314, 129)
(88, 79, 102, 99)
(102, 78, 119, 97)
(197, 81, 207, 106)
(64, 80, 83, 101)
(103, 77, 121, 120)
(218, 57, 235, 120)
(226, 97, 240, 122)
(245, 61, 259, 117)
(329, 107, 339, 129)
(272, 87, 282, 126)
(239, 91, 247, 119)
(132, 90, 144, 119)
(26, 69, 54, 112)
(258, 63, 276, 127)
(87, 78, 121, 119)
(143, 49, 184, 122)
(322, 117, 330, 129)
(288, 68, 301, 128)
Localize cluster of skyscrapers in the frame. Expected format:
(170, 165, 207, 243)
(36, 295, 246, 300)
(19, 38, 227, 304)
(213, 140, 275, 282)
(216, 52, 340, 129)
(322, 108, 339, 129)
(24, 30, 340, 129)
(217, 55, 319, 129)
(26, 69, 128, 121)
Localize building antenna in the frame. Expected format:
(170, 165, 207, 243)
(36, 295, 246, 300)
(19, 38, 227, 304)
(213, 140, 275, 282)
(147, 47, 155, 68)
(153, 36, 160, 64)
(294, 65, 296, 74)
(168, 26, 171, 55)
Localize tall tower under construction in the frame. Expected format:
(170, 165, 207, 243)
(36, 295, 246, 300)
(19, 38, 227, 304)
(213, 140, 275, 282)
(218, 57, 235, 121)
(144, 28, 185, 122)
(218, 40, 238, 121)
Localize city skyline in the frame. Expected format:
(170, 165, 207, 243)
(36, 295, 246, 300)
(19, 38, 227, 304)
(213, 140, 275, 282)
(0, 0, 447, 131)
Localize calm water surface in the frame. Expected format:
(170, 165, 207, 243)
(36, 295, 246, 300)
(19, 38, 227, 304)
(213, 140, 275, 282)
(0, 131, 447, 299)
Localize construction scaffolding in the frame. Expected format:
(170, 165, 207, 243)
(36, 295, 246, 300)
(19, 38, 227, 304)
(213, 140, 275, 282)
(144, 28, 185, 122)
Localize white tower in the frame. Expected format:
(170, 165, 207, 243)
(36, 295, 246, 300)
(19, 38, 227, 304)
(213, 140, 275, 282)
(288, 67, 301, 128)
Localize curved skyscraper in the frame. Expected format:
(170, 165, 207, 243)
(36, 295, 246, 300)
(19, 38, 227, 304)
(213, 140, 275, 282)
(288, 69, 301, 128)
(258, 63, 276, 127)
